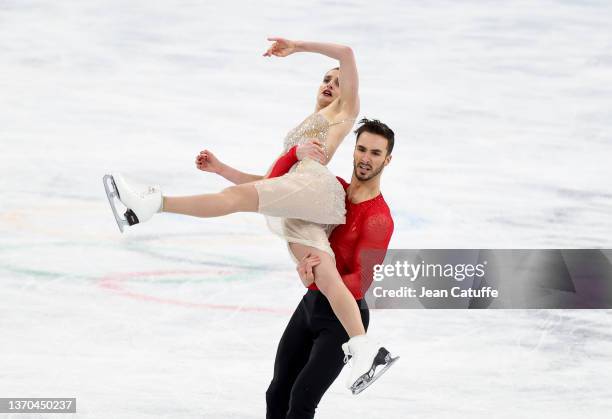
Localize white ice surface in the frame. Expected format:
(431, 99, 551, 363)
(1, 0, 612, 418)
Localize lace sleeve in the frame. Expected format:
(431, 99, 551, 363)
(341, 209, 394, 299)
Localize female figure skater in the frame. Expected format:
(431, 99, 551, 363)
(103, 38, 395, 392)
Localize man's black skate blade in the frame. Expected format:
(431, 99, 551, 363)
(103, 174, 128, 233)
(350, 352, 399, 395)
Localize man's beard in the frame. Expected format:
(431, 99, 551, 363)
(353, 161, 384, 181)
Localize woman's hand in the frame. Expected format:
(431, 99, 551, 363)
(263, 37, 299, 57)
(196, 149, 224, 174)
(296, 253, 321, 287)
(296, 139, 326, 164)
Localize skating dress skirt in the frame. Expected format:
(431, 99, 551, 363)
(254, 113, 350, 260)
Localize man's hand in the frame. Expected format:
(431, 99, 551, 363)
(196, 149, 224, 174)
(296, 139, 326, 164)
(296, 253, 321, 287)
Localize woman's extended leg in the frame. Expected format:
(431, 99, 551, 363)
(162, 183, 259, 217)
(289, 243, 365, 337)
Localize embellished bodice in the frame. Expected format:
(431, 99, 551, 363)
(283, 113, 354, 159)
(283, 113, 331, 153)
(256, 113, 354, 238)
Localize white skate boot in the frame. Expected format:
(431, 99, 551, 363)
(342, 335, 399, 395)
(103, 173, 162, 232)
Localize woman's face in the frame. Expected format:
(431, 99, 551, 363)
(317, 69, 340, 106)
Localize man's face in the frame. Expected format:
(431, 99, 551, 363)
(353, 132, 392, 181)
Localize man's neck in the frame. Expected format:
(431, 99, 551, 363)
(347, 174, 381, 204)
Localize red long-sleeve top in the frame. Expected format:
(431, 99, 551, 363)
(267, 148, 394, 300)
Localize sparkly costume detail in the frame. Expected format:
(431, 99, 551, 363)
(254, 113, 355, 259)
(283, 113, 354, 161)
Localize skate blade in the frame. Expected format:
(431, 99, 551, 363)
(103, 174, 128, 233)
(351, 354, 399, 395)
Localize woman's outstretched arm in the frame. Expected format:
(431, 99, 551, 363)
(196, 149, 263, 185)
(264, 38, 360, 115)
(197, 140, 325, 184)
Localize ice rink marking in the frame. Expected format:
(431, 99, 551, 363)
(98, 269, 293, 314)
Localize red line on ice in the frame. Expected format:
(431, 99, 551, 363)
(98, 270, 292, 314)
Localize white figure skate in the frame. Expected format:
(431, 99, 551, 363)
(342, 335, 399, 395)
(103, 173, 162, 233)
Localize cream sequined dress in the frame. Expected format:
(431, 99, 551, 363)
(254, 112, 353, 260)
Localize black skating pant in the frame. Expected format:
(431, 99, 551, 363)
(266, 289, 370, 419)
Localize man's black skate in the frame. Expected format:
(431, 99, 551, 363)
(349, 347, 399, 395)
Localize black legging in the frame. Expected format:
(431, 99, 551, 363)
(266, 289, 370, 419)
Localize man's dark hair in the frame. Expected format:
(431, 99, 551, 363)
(354, 118, 395, 155)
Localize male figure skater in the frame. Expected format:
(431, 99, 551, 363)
(264, 118, 395, 418)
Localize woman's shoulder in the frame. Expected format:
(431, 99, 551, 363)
(324, 108, 359, 130)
